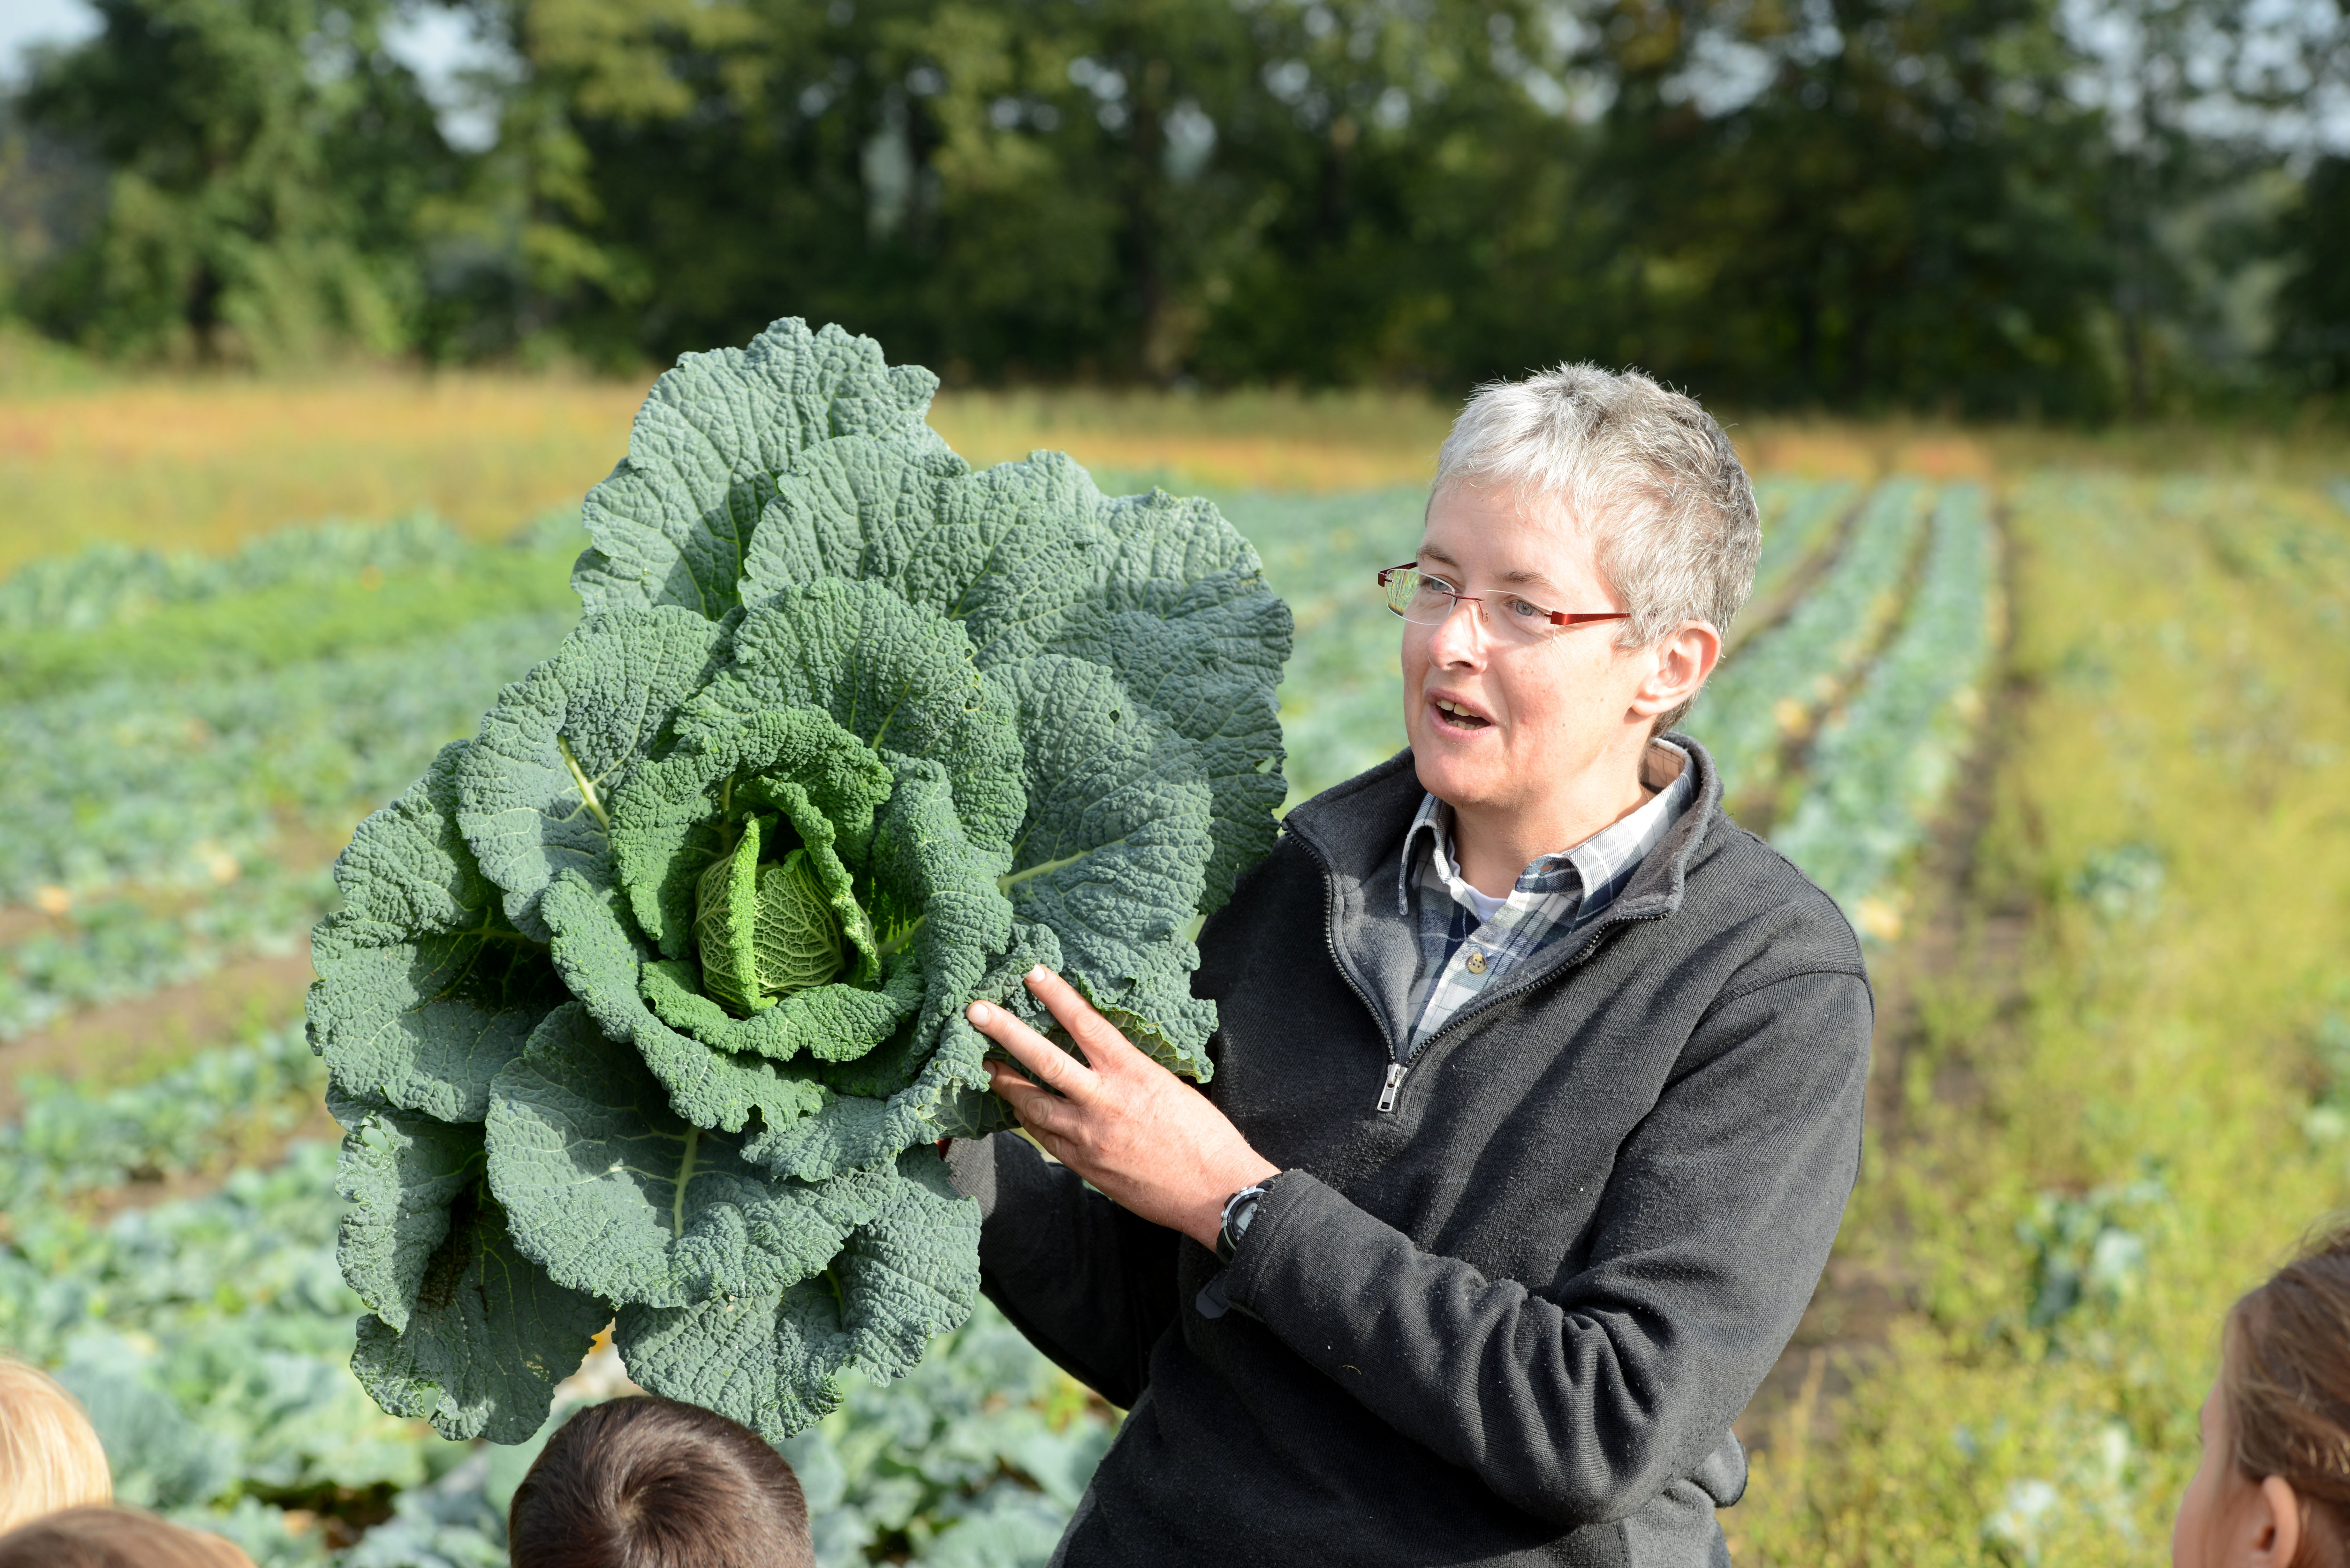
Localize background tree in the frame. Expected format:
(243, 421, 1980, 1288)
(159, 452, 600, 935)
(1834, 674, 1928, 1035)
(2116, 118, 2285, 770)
(4, 0, 2347, 414)
(2273, 155, 2350, 393)
(16, 0, 461, 363)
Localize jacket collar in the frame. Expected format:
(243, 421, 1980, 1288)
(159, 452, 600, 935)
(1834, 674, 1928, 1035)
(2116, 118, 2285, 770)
(1284, 731, 1724, 927)
(1282, 735, 1725, 1049)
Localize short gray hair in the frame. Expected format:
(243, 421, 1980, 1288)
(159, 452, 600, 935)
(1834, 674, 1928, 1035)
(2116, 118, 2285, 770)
(1433, 363, 1760, 728)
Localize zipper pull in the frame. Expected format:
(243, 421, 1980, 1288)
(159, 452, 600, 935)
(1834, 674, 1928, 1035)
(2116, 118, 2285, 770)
(1376, 1061, 1406, 1114)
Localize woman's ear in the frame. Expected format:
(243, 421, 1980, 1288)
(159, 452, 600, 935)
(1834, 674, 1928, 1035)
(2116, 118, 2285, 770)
(2249, 1475, 2304, 1567)
(1629, 620, 1723, 722)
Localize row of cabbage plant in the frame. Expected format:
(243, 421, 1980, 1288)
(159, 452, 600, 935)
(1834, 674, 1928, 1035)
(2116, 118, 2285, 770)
(1688, 479, 1936, 812)
(1769, 483, 1999, 936)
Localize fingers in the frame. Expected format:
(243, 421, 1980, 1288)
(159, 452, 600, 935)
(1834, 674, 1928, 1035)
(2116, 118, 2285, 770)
(1021, 966, 1142, 1070)
(985, 1059, 1057, 1131)
(966, 995, 1091, 1099)
(988, 1063, 1086, 1161)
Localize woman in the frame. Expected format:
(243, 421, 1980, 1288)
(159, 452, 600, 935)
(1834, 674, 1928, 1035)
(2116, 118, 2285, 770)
(956, 364, 1874, 1566)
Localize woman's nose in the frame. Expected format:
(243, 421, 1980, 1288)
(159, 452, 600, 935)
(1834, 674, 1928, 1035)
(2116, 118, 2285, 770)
(1424, 594, 1487, 663)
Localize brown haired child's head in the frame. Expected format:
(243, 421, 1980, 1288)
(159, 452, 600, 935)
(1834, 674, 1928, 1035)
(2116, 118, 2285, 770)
(0, 1359, 113, 1534)
(0, 1505, 256, 1568)
(2175, 1225, 2350, 1568)
(508, 1396, 813, 1568)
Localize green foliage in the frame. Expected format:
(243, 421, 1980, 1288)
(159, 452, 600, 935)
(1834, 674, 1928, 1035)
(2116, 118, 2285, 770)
(1217, 486, 1424, 804)
(1747, 481, 1859, 615)
(27, 464, 2348, 1564)
(10, 0, 2332, 407)
(312, 318, 1292, 1443)
(2273, 157, 2350, 395)
(0, 511, 475, 633)
(1731, 471, 2350, 1566)
(11, 0, 460, 364)
(0, 1026, 322, 1211)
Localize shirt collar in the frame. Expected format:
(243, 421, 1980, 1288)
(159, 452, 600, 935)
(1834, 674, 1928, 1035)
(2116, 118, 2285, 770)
(1397, 739, 1695, 916)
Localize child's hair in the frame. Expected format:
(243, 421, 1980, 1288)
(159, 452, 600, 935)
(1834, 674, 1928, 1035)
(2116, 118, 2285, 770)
(0, 1359, 113, 1534)
(0, 1505, 256, 1567)
(507, 1396, 814, 1568)
(2223, 1223, 2350, 1567)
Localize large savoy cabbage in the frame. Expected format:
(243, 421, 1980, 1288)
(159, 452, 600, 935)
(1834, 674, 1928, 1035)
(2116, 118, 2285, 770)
(308, 320, 1292, 1445)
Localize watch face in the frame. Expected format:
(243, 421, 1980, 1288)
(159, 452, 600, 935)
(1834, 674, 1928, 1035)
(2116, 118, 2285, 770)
(1217, 1186, 1265, 1265)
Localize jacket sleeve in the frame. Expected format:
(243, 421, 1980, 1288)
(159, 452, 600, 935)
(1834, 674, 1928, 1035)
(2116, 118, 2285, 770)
(1221, 966, 1872, 1527)
(946, 1130, 1182, 1409)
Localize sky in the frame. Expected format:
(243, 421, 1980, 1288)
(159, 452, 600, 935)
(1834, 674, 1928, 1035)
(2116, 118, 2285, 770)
(0, 0, 100, 81)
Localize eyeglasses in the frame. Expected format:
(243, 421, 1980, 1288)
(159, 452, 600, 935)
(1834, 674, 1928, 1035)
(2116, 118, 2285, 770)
(1376, 563, 1631, 647)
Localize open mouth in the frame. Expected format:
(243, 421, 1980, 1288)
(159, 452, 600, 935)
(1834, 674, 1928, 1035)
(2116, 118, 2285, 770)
(1431, 696, 1492, 732)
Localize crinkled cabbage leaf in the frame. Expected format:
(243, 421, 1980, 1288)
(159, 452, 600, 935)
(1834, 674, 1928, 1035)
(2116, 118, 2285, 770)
(309, 318, 1291, 1443)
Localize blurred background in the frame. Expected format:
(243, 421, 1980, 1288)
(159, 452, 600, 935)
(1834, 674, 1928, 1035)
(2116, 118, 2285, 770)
(0, 4, 2347, 1567)
(0, 0, 2346, 414)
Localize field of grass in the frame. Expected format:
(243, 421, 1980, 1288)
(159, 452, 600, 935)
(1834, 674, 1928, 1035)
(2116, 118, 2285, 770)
(1730, 471, 2350, 1566)
(0, 358, 2345, 1565)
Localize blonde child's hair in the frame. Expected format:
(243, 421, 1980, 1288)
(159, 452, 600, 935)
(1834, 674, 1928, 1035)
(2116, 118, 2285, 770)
(0, 1360, 113, 1534)
(0, 1505, 257, 1567)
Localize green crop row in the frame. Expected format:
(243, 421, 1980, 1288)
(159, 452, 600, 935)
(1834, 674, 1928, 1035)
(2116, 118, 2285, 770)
(1731, 471, 2350, 1567)
(0, 1026, 322, 1213)
(1222, 486, 1425, 805)
(0, 605, 577, 1038)
(0, 511, 573, 636)
(0, 608, 576, 901)
(1745, 479, 1858, 623)
(1771, 484, 1999, 932)
(1688, 480, 1934, 815)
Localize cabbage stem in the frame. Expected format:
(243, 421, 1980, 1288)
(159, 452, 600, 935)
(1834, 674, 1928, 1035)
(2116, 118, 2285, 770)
(670, 1126, 700, 1240)
(556, 735, 611, 832)
(998, 850, 1090, 893)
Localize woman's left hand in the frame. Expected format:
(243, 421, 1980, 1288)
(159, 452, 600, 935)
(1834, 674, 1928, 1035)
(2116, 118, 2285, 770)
(966, 967, 1279, 1251)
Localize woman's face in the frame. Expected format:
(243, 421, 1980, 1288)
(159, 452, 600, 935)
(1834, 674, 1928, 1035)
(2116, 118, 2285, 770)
(1401, 483, 1650, 818)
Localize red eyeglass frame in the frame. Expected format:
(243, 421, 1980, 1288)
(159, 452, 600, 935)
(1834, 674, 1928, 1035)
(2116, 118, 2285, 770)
(1376, 563, 1633, 629)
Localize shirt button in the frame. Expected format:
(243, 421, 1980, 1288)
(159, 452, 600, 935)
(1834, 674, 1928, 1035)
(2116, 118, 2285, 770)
(1465, 951, 1487, 974)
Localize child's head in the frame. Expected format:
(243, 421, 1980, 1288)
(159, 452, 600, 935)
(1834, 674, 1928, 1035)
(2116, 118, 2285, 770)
(507, 1396, 813, 1568)
(0, 1505, 256, 1567)
(2176, 1227, 2350, 1568)
(0, 1359, 112, 1534)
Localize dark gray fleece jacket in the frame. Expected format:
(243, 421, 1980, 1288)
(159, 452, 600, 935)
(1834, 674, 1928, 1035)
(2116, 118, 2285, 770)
(950, 737, 1872, 1566)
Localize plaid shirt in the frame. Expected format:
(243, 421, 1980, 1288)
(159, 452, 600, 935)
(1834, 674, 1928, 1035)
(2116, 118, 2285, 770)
(1398, 741, 1694, 1055)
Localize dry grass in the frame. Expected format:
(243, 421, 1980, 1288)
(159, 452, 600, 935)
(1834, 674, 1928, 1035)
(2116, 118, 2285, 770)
(0, 370, 1463, 572)
(2, 346, 2341, 576)
(0, 371, 653, 573)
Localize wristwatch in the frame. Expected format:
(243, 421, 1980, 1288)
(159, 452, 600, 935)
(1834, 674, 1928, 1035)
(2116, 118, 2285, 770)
(1216, 1175, 1282, 1265)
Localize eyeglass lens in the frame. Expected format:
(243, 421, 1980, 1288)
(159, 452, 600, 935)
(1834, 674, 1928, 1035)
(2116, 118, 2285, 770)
(1386, 569, 1557, 642)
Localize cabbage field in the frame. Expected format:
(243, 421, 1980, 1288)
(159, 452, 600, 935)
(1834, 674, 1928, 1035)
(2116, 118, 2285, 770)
(5, 444, 2343, 1567)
